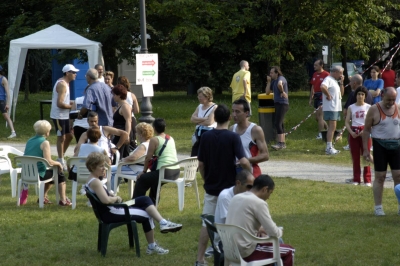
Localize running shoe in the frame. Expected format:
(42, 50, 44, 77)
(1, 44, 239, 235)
(374, 207, 385, 216)
(160, 220, 182, 233)
(204, 246, 214, 258)
(326, 147, 340, 155)
(146, 244, 169, 255)
(343, 145, 350, 151)
(7, 132, 16, 139)
(316, 133, 322, 140)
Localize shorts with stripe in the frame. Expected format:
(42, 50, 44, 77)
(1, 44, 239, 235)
(243, 243, 295, 266)
(52, 119, 71, 136)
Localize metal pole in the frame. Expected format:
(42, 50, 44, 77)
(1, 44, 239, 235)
(138, 0, 155, 123)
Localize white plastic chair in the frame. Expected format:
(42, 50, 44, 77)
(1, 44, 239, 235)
(0, 145, 23, 197)
(67, 157, 112, 209)
(155, 157, 200, 211)
(15, 156, 59, 208)
(113, 155, 145, 198)
(215, 223, 283, 266)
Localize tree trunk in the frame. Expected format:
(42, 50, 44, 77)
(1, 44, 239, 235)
(340, 45, 351, 94)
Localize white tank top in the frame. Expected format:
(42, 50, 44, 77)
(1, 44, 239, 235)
(371, 103, 400, 139)
(97, 126, 116, 158)
(196, 104, 217, 128)
(50, 79, 70, 119)
(72, 96, 88, 128)
(73, 144, 105, 173)
(349, 103, 371, 127)
(233, 123, 256, 159)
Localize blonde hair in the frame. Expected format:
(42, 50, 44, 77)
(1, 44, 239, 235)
(33, 120, 51, 136)
(136, 122, 154, 140)
(197, 87, 213, 101)
(86, 152, 107, 172)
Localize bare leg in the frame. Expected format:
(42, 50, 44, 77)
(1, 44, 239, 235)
(277, 133, 285, 143)
(44, 183, 53, 198)
(373, 171, 386, 205)
(58, 182, 67, 202)
(326, 120, 337, 143)
(3, 113, 15, 132)
(196, 226, 209, 263)
(145, 229, 155, 244)
(316, 108, 327, 132)
(145, 205, 163, 223)
(56, 135, 66, 159)
(63, 133, 73, 156)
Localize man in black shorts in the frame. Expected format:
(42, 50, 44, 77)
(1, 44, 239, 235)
(362, 87, 400, 216)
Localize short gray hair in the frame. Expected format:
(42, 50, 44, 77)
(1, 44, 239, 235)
(351, 74, 363, 85)
(331, 65, 344, 73)
(240, 60, 248, 68)
(86, 68, 98, 80)
(33, 120, 51, 136)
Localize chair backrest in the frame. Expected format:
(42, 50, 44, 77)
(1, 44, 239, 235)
(201, 214, 221, 251)
(67, 157, 91, 183)
(85, 188, 106, 223)
(14, 156, 51, 183)
(181, 157, 198, 182)
(0, 145, 23, 175)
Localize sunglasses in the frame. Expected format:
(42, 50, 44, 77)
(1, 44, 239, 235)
(68, 71, 77, 74)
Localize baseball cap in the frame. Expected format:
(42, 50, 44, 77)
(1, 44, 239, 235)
(62, 64, 79, 73)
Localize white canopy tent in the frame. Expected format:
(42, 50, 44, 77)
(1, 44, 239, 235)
(7, 24, 104, 121)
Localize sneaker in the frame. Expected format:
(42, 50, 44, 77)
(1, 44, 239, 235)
(86, 200, 92, 207)
(80, 185, 86, 195)
(204, 246, 214, 258)
(37, 197, 53, 204)
(385, 176, 393, 181)
(316, 133, 322, 140)
(352, 182, 359, 186)
(194, 261, 208, 266)
(146, 244, 169, 255)
(7, 132, 16, 139)
(326, 147, 340, 155)
(160, 220, 182, 234)
(65, 197, 71, 205)
(364, 183, 372, 187)
(343, 145, 350, 151)
(20, 189, 28, 205)
(272, 143, 286, 150)
(345, 178, 354, 183)
(59, 199, 72, 206)
(374, 207, 385, 216)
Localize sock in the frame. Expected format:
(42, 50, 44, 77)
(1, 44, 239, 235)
(326, 142, 332, 149)
(159, 219, 168, 225)
(375, 205, 383, 210)
(148, 242, 156, 249)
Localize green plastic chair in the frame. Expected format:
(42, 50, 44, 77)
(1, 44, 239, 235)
(85, 188, 140, 257)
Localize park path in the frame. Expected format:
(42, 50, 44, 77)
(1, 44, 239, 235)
(2, 142, 394, 189)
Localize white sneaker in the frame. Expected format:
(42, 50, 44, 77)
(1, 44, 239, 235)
(343, 145, 350, 151)
(204, 246, 214, 258)
(364, 183, 372, 187)
(316, 133, 322, 140)
(7, 132, 16, 139)
(326, 147, 340, 155)
(374, 207, 385, 216)
(146, 244, 169, 255)
(160, 220, 182, 233)
(352, 182, 359, 186)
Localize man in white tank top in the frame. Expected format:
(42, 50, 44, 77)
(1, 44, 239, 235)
(362, 87, 400, 216)
(230, 99, 269, 177)
(50, 64, 79, 170)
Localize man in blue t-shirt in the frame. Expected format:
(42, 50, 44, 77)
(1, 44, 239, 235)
(194, 104, 251, 266)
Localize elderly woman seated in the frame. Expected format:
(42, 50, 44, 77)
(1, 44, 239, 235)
(85, 152, 182, 255)
(19, 120, 71, 206)
(110, 122, 154, 190)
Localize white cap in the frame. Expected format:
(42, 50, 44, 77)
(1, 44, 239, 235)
(62, 64, 80, 73)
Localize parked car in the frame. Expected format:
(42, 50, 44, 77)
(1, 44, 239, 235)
(349, 60, 365, 74)
(331, 62, 358, 78)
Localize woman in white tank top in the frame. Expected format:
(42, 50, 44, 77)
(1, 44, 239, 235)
(345, 86, 372, 186)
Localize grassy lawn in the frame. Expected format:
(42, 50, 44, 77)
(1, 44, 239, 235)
(5, 90, 352, 166)
(1, 91, 400, 265)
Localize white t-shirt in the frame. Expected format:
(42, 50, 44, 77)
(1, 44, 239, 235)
(214, 187, 234, 224)
(348, 103, 371, 127)
(98, 76, 105, 83)
(396, 87, 400, 104)
(321, 76, 342, 112)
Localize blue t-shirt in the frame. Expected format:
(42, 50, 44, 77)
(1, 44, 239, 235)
(83, 81, 116, 126)
(272, 76, 289, 105)
(198, 129, 246, 196)
(363, 79, 383, 104)
(0, 77, 6, 101)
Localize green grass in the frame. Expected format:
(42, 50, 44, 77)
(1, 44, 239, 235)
(7, 90, 352, 166)
(1, 174, 400, 265)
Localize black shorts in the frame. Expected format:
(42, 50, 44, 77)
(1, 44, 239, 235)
(0, 100, 7, 113)
(41, 170, 66, 184)
(313, 92, 323, 109)
(372, 139, 400, 171)
(52, 119, 71, 136)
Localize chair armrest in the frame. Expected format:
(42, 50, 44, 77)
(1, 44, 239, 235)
(9, 147, 24, 156)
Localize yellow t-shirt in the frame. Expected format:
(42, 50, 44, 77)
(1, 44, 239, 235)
(230, 69, 251, 103)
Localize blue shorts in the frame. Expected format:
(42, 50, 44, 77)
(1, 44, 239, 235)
(323, 111, 341, 121)
(313, 93, 323, 109)
(0, 100, 7, 113)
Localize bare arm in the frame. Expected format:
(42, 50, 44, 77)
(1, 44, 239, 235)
(198, 105, 217, 126)
(242, 78, 248, 98)
(238, 157, 251, 172)
(41, 140, 62, 171)
(121, 143, 147, 162)
(309, 85, 314, 106)
(248, 126, 269, 164)
(265, 76, 272, 95)
(131, 93, 140, 114)
(121, 104, 132, 139)
(339, 75, 345, 96)
(345, 107, 357, 138)
(362, 105, 376, 160)
(89, 178, 121, 204)
(190, 106, 207, 124)
(320, 84, 331, 100)
(56, 81, 72, 109)
(136, 137, 159, 179)
(74, 132, 88, 155)
(103, 126, 129, 149)
(277, 80, 287, 98)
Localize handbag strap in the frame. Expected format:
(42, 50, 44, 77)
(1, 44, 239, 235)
(203, 104, 216, 117)
(157, 134, 170, 156)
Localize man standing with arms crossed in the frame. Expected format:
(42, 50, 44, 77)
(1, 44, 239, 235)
(50, 64, 78, 170)
(320, 65, 344, 155)
(230, 60, 251, 114)
(194, 104, 251, 266)
(309, 59, 329, 140)
(362, 87, 400, 216)
(230, 98, 269, 177)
